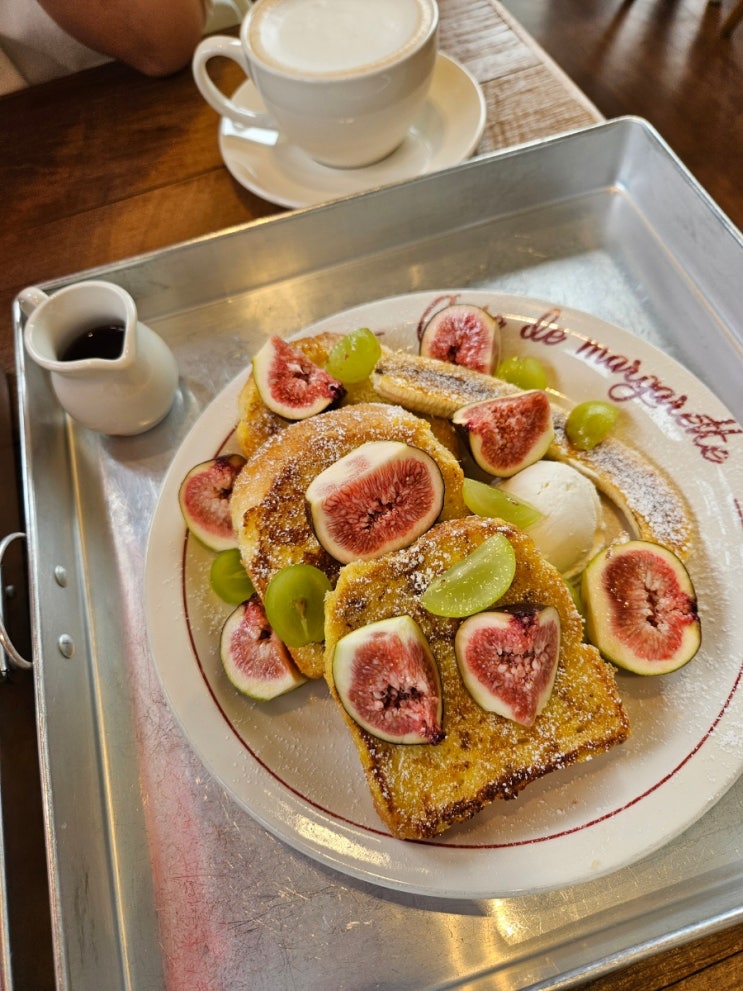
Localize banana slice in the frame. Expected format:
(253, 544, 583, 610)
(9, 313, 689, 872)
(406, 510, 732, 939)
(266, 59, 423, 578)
(373, 350, 522, 414)
(372, 351, 693, 559)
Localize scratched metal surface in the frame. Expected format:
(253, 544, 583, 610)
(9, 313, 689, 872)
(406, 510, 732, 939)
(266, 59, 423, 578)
(15, 118, 743, 991)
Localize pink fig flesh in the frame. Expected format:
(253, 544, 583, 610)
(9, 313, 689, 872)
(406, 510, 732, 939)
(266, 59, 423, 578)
(220, 595, 307, 700)
(455, 606, 561, 726)
(305, 440, 445, 564)
(452, 391, 554, 477)
(252, 335, 345, 420)
(581, 540, 701, 675)
(332, 615, 444, 744)
(178, 454, 246, 551)
(419, 303, 501, 374)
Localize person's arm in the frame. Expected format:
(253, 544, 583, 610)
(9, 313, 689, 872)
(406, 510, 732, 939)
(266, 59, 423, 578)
(37, 0, 210, 77)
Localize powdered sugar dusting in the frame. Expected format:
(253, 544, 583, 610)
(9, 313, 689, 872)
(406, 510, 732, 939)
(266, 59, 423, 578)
(374, 350, 693, 557)
(153, 291, 743, 899)
(551, 412, 692, 556)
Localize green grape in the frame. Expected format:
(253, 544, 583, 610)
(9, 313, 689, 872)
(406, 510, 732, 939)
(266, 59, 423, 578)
(209, 548, 255, 605)
(264, 563, 332, 647)
(420, 534, 517, 618)
(496, 355, 548, 390)
(564, 575, 585, 617)
(462, 477, 543, 529)
(325, 327, 382, 384)
(565, 400, 619, 450)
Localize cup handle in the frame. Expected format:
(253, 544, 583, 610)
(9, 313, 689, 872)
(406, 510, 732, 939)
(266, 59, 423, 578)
(17, 286, 49, 318)
(192, 35, 277, 129)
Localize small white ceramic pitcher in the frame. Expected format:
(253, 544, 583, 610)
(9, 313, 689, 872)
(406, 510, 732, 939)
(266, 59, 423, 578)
(20, 280, 179, 436)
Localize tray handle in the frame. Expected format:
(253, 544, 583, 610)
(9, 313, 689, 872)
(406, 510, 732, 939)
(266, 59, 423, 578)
(0, 532, 32, 675)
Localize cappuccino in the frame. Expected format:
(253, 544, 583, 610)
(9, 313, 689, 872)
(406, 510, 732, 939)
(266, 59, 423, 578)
(249, 0, 435, 77)
(192, 0, 439, 168)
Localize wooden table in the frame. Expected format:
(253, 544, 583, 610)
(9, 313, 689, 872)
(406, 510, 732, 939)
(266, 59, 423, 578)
(0, 0, 602, 379)
(1, 2, 741, 988)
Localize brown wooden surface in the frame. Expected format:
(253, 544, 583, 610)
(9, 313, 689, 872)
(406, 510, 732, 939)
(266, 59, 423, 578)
(500, 0, 743, 235)
(0, 1, 741, 988)
(0, 0, 602, 379)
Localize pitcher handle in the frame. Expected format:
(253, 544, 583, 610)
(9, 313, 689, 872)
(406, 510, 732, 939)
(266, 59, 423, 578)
(17, 286, 49, 319)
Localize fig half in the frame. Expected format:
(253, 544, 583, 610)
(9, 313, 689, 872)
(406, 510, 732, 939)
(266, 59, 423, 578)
(220, 595, 307, 701)
(452, 391, 554, 477)
(419, 303, 501, 374)
(581, 540, 701, 675)
(455, 605, 561, 726)
(252, 335, 346, 420)
(305, 440, 445, 564)
(178, 454, 246, 551)
(332, 615, 444, 745)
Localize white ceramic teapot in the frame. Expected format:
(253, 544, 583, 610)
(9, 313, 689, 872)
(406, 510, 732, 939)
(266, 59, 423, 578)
(20, 280, 178, 436)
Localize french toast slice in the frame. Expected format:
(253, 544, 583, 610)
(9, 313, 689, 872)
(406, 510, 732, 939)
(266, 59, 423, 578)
(235, 332, 382, 460)
(235, 332, 460, 461)
(323, 515, 630, 840)
(231, 403, 468, 679)
(373, 349, 693, 558)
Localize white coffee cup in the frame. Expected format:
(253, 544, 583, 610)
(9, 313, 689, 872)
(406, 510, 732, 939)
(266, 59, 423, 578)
(192, 0, 439, 169)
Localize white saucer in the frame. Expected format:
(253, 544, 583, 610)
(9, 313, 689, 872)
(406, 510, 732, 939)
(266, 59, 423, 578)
(218, 52, 487, 209)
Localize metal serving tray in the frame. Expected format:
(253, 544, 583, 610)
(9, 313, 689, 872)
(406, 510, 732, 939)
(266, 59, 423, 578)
(13, 116, 743, 991)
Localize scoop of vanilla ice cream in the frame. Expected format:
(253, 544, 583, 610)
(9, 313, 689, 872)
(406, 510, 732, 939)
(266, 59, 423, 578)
(496, 461, 604, 577)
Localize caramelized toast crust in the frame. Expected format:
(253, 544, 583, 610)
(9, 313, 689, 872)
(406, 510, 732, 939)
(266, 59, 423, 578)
(324, 515, 630, 840)
(235, 332, 384, 461)
(236, 332, 460, 460)
(231, 403, 467, 678)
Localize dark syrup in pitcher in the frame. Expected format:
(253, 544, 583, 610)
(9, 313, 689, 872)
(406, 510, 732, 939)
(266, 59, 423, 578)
(60, 322, 125, 362)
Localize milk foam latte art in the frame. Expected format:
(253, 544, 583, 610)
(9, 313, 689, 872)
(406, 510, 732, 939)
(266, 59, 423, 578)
(192, 0, 439, 168)
(249, 0, 435, 77)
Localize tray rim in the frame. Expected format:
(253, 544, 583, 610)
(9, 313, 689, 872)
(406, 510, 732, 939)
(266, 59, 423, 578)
(148, 287, 743, 900)
(13, 115, 743, 991)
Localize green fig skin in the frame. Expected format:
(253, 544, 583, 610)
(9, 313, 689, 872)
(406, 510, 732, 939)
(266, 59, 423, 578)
(452, 391, 554, 478)
(220, 597, 307, 701)
(332, 615, 444, 745)
(419, 303, 501, 375)
(178, 454, 246, 552)
(581, 540, 701, 676)
(252, 336, 345, 420)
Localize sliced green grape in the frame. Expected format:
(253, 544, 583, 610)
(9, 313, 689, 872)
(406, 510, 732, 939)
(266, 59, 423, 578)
(210, 548, 255, 605)
(565, 400, 619, 450)
(462, 477, 542, 529)
(420, 533, 517, 618)
(325, 327, 382, 384)
(496, 355, 548, 390)
(564, 574, 585, 617)
(264, 563, 332, 647)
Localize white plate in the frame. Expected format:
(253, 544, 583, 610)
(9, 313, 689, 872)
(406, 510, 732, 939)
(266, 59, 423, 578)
(217, 52, 486, 209)
(145, 290, 743, 899)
